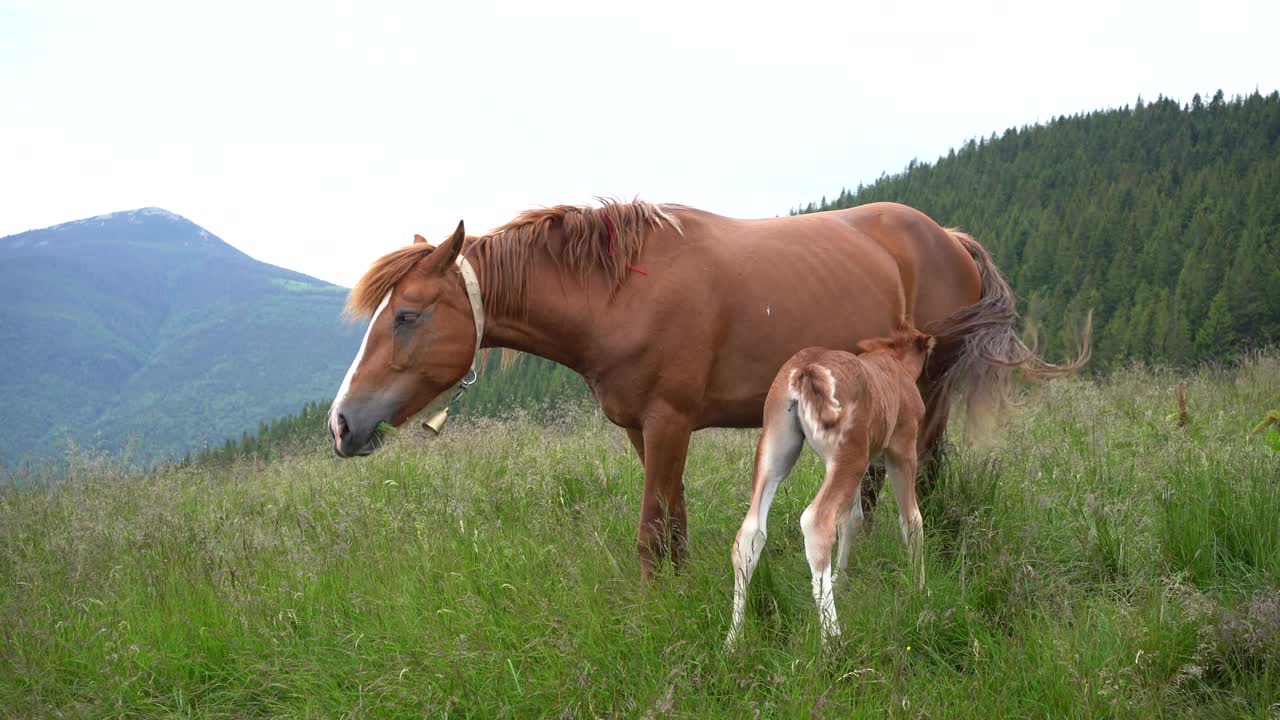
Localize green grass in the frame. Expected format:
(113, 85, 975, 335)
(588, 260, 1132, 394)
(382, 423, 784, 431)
(3, 354, 1279, 718)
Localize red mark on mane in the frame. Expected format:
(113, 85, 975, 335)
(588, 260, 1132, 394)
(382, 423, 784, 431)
(606, 215, 648, 276)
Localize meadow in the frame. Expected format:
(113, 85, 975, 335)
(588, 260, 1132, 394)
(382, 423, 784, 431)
(2, 354, 1279, 719)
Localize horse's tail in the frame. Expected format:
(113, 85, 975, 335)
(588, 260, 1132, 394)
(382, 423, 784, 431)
(790, 364, 842, 429)
(927, 229, 1092, 437)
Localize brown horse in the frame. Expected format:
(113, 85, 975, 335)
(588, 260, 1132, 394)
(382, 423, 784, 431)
(329, 199, 1087, 580)
(726, 329, 935, 649)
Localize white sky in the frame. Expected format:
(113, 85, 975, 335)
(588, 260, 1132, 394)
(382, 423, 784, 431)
(2, 0, 1277, 287)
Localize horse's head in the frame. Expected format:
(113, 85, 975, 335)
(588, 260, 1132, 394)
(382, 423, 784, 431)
(329, 221, 480, 457)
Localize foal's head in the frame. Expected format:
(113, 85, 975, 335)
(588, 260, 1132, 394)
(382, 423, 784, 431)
(855, 328, 936, 379)
(329, 222, 479, 457)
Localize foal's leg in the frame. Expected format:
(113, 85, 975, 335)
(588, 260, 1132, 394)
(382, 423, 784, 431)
(885, 434, 925, 590)
(832, 484, 865, 585)
(725, 402, 803, 650)
(799, 442, 868, 642)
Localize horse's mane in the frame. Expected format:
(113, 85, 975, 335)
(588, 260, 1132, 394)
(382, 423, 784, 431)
(346, 198, 682, 319)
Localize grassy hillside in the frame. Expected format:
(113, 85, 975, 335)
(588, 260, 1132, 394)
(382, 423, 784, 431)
(3, 356, 1278, 717)
(0, 209, 360, 464)
(799, 90, 1280, 369)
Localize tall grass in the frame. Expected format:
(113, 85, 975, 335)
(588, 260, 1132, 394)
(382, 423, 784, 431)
(2, 354, 1279, 718)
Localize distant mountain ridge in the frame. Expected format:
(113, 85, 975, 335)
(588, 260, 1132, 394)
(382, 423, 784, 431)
(0, 208, 360, 464)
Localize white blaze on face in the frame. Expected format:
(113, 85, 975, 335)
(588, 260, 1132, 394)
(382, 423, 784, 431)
(330, 289, 392, 435)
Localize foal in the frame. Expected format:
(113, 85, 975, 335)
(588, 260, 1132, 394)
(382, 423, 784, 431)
(726, 329, 934, 648)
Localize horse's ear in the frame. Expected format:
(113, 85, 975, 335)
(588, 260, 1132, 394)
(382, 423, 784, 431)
(423, 220, 465, 275)
(853, 338, 876, 355)
(413, 233, 430, 245)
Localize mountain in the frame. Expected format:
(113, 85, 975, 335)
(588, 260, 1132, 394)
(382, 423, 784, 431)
(797, 90, 1280, 370)
(0, 208, 360, 464)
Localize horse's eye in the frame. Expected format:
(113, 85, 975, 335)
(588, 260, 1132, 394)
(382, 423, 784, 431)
(395, 311, 419, 326)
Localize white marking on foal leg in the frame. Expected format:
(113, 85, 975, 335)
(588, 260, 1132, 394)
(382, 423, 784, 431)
(330, 289, 392, 436)
(726, 406, 803, 651)
(800, 503, 840, 642)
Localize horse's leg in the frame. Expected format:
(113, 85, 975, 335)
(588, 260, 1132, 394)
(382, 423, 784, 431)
(626, 428, 645, 464)
(637, 415, 694, 581)
(800, 441, 868, 643)
(726, 401, 803, 650)
(915, 380, 953, 499)
(886, 434, 925, 590)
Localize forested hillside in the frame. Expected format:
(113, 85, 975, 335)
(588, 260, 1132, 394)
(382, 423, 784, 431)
(799, 90, 1280, 369)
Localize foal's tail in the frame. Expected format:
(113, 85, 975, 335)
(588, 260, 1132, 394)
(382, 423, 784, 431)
(790, 365, 842, 429)
(927, 230, 1092, 436)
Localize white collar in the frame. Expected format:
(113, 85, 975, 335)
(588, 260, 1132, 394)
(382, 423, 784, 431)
(455, 254, 484, 374)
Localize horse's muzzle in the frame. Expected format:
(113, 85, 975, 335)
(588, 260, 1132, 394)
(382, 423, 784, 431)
(330, 405, 387, 458)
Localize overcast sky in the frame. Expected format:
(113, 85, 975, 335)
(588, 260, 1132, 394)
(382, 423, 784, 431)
(2, 0, 1276, 287)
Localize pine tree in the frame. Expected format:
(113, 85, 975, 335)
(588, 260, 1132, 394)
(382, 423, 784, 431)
(1195, 291, 1236, 359)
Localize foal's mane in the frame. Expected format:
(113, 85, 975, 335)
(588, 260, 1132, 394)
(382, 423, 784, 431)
(346, 198, 682, 319)
(855, 326, 932, 358)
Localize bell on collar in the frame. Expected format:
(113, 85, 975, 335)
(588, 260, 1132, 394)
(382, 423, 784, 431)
(421, 407, 449, 435)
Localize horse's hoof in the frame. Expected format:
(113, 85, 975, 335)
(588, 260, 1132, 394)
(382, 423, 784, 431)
(723, 633, 740, 653)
